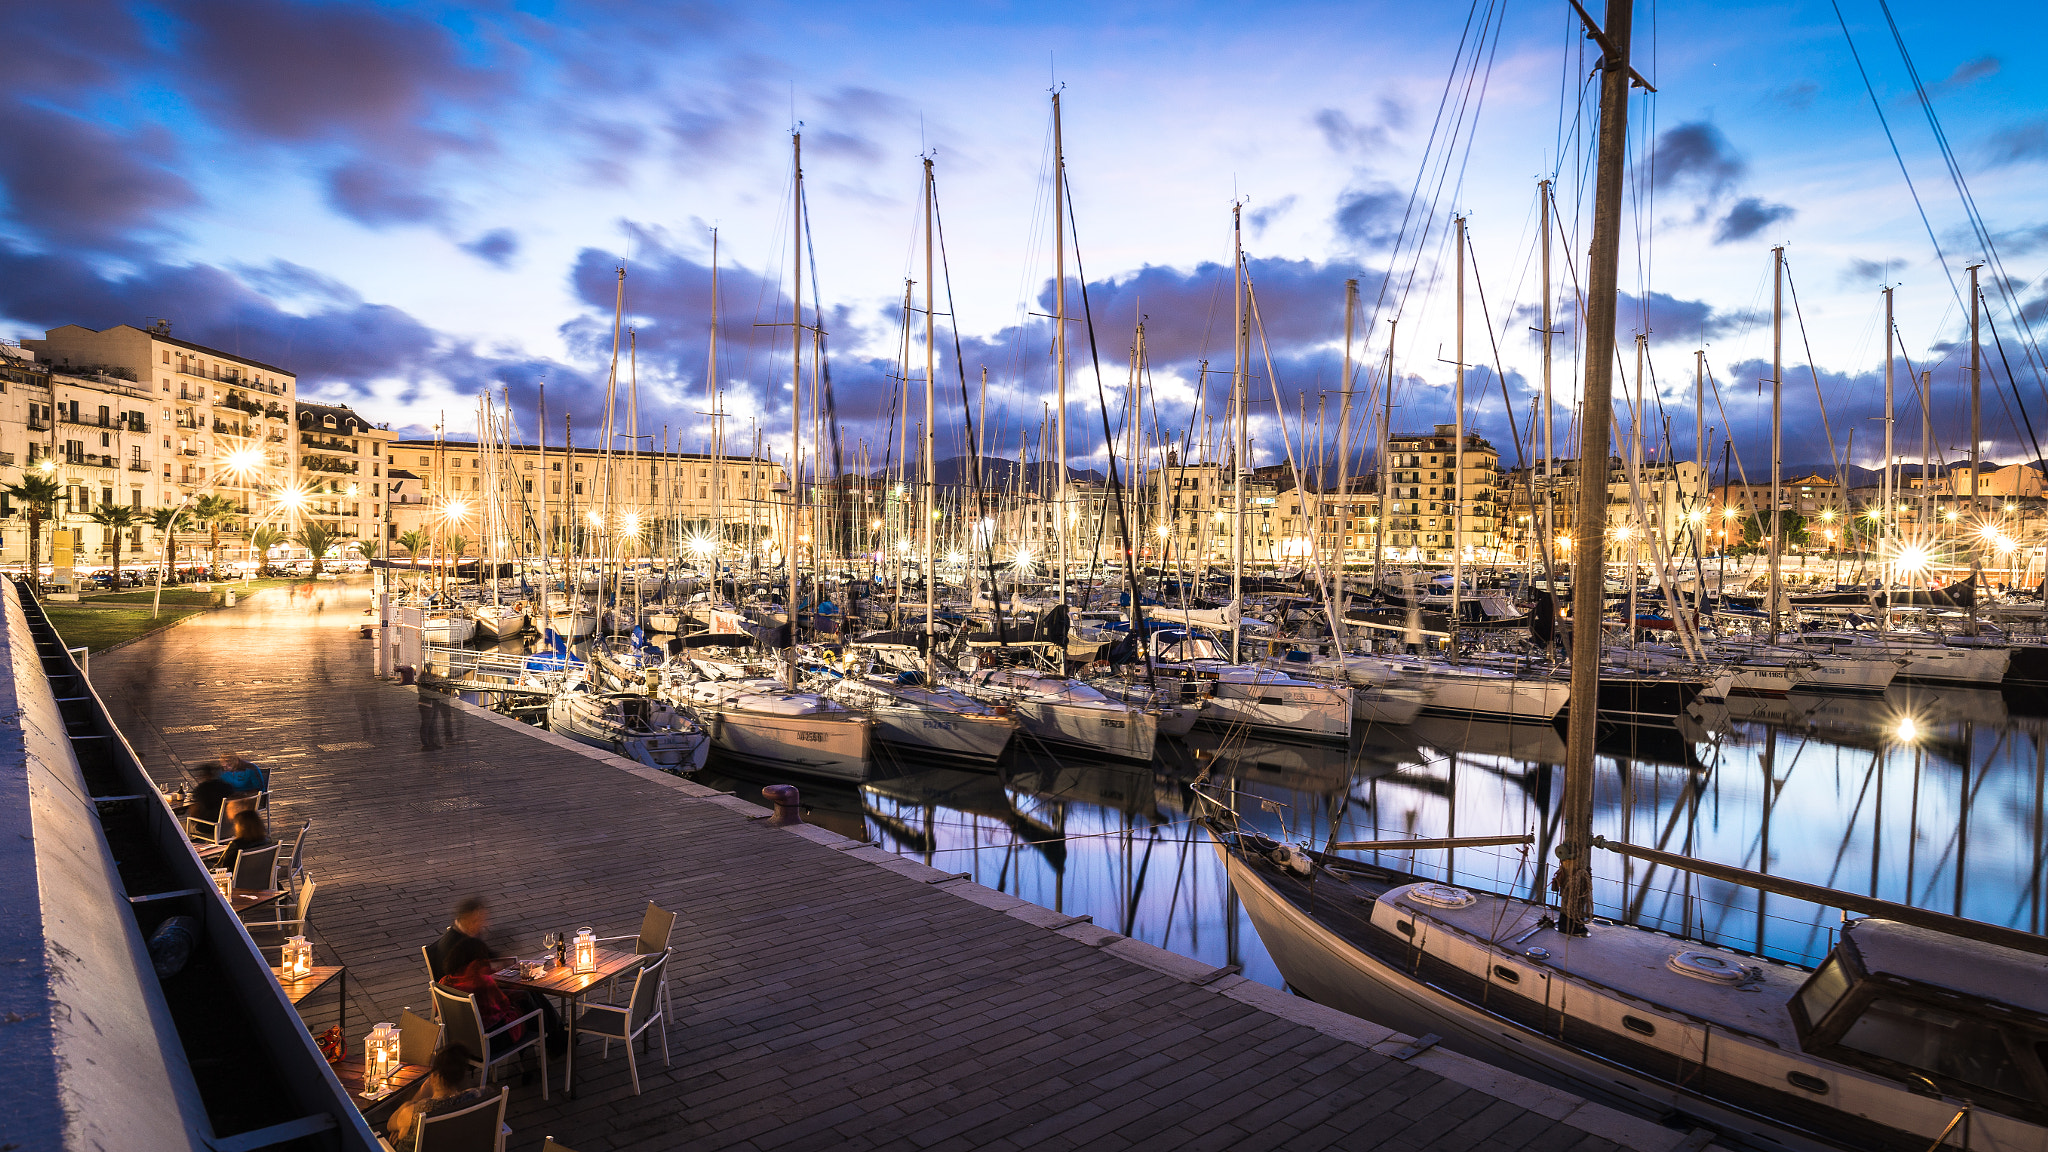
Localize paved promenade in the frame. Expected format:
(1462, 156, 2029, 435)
(93, 581, 1707, 1152)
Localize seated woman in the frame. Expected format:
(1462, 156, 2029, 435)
(218, 811, 273, 873)
(217, 755, 265, 794)
(186, 761, 236, 830)
(386, 1046, 487, 1145)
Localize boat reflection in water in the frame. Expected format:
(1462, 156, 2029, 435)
(666, 683, 2048, 1053)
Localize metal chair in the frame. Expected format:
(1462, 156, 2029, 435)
(278, 819, 311, 885)
(570, 952, 667, 1095)
(406, 1084, 508, 1152)
(229, 842, 280, 892)
(430, 984, 546, 1100)
(596, 901, 676, 1017)
(185, 793, 257, 845)
(399, 1008, 442, 1068)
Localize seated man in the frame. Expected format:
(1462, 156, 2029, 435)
(426, 897, 491, 981)
(186, 761, 238, 833)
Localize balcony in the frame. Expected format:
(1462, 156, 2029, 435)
(63, 451, 117, 469)
(124, 417, 149, 432)
(179, 448, 198, 457)
(300, 436, 358, 454)
(60, 412, 115, 429)
(127, 460, 150, 472)
(302, 455, 359, 475)
(27, 415, 50, 431)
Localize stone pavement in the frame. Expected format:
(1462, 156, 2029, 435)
(91, 580, 1706, 1152)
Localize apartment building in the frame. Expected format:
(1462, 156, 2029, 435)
(388, 440, 787, 556)
(1378, 424, 1503, 563)
(296, 402, 391, 550)
(22, 323, 299, 567)
(1505, 456, 1709, 561)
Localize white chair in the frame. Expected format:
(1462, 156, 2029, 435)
(570, 952, 667, 1095)
(245, 875, 317, 940)
(406, 1085, 509, 1152)
(278, 820, 311, 885)
(431, 984, 547, 1100)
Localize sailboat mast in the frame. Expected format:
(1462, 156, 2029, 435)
(1883, 286, 1894, 623)
(1769, 245, 1784, 639)
(1336, 278, 1357, 648)
(788, 130, 804, 690)
(709, 228, 721, 580)
(1967, 261, 1982, 631)
(1230, 202, 1246, 663)
(1451, 214, 1465, 662)
(1376, 322, 1394, 583)
(1540, 180, 1556, 593)
(923, 155, 938, 681)
(1052, 93, 1070, 608)
(1557, 0, 1637, 935)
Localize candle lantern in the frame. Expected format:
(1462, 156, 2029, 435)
(364, 1022, 400, 1093)
(281, 935, 314, 980)
(572, 926, 597, 973)
(210, 868, 232, 901)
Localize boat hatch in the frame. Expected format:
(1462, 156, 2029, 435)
(1789, 919, 2048, 1121)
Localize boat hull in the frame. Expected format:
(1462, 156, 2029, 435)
(869, 707, 1018, 763)
(472, 609, 528, 640)
(1199, 680, 1353, 741)
(1008, 700, 1157, 762)
(699, 708, 874, 783)
(1415, 672, 1569, 724)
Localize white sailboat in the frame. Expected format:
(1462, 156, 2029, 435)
(548, 678, 709, 771)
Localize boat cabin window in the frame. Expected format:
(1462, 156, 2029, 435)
(1795, 958, 1852, 1026)
(1836, 998, 2035, 1099)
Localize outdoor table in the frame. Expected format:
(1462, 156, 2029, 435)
(494, 948, 643, 1098)
(232, 887, 285, 915)
(273, 964, 347, 1050)
(333, 1055, 427, 1122)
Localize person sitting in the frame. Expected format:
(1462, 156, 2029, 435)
(217, 754, 265, 794)
(386, 1045, 487, 1146)
(439, 955, 526, 1044)
(218, 811, 274, 873)
(186, 761, 237, 832)
(426, 897, 492, 981)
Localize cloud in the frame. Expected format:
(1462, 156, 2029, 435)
(461, 229, 521, 269)
(1837, 257, 1907, 288)
(1247, 196, 1297, 237)
(1713, 198, 1795, 244)
(1649, 122, 1745, 197)
(0, 103, 199, 250)
(1766, 81, 1818, 110)
(326, 162, 449, 227)
(1540, 289, 1765, 348)
(1985, 119, 2048, 167)
(1334, 185, 1406, 250)
(1928, 55, 1998, 99)
(1313, 101, 1404, 155)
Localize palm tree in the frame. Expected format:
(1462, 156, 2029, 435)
(397, 530, 429, 567)
(293, 523, 341, 579)
(147, 506, 194, 617)
(192, 494, 240, 579)
(248, 526, 287, 576)
(86, 503, 140, 589)
(4, 472, 63, 586)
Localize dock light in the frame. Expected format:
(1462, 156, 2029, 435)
(621, 512, 641, 534)
(1945, 509, 1959, 522)
(1013, 545, 1037, 573)
(931, 509, 943, 520)
(281, 934, 314, 979)
(1896, 544, 1932, 574)
(572, 927, 597, 973)
(1687, 507, 1706, 525)
(1997, 534, 2016, 554)
(346, 483, 360, 497)
(1820, 509, 1835, 523)
(1612, 524, 1635, 541)
(586, 510, 602, 527)
(688, 535, 715, 558)
(1867, 508, 1883, 522)
(947, 550, 967, 565)
(1155, 525, 1171, 539)
(364, 1023, 400, 1094)
(210, 868, 232, 901)
(37, 458, 55, 475)
(1722, 507, 1738, 520)
(1555, 534, 1572, 551)
(1894, 716, 1921, 743)
(1978, 524, 1999, 542)
(895, 539, 912, 553)
(223, 446, 264, 475)
(870, 518, 883, 530)
(444, 498, 471, 521)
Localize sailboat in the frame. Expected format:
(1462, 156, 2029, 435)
(1207, 9, 2048, 1148)
(547, 675, 709, 771)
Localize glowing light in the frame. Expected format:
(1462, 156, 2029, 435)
(440, 498, 471, 522)
(1977, 524, 2000, 542)
(345, 483, 360, 496)
(1867, 508, 1883, 522)
(1155, 525, 1171, 539)
(895, 539, 912, 553)
(931, 509, 943, 520)
(1944, 509, 1959, 522)
(1012, 545, 1037, 572)
(1996, 534, 2016, 553)
(1896, 544, 1932, 573)
(1894, 716, 1921, 743)
(688, 535, 715, 557)
(274, 487, 309, 512)
(1820, 508, 1835, 523)
(946, 550, 967, 565)
(221, 446, 264, 475)
(1555, 535, 1572, 551)
(1612, 524, 1635, 541)
(36, 458, 55, 475)
(586, 510, 602, 526)
(1687, 507, 1707, 524)
(1212, 511, 1227, 523)
(1721, 507, 1738, 520)
(869, 518, 884, 530)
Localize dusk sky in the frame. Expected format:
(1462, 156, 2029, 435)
(5, 0, 2046, 476)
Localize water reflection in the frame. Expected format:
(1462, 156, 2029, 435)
(487, 619, 2048, 985)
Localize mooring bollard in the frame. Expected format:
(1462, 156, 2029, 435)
(761, 784, 804, 826)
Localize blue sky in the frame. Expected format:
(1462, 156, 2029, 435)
(3, 0, 2045, 474)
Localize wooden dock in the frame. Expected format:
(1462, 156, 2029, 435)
(92, 581, 1715, 1151)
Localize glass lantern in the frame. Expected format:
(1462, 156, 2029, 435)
(572, 926, 597, 973)
(364, 1022, 400, 1093)
(281, 935, 314, 980)
(210, 868, 233, 901)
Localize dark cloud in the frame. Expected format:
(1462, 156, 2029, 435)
(176, 0, 502, 155)
(1334, 185, 1406, 250)
(0, 240, 598, 436)
(1990, 222, 2048, 257)
(1649, 122, 1745, 197)
(326, 162, 449, 227)
(1313, 102, 1403, 155)
(1713, 198, 1795, 245)
(1766, 82, 1818, 110)
(1928, 55, 1999, 98)
(1984, 119, 2048, 167)
(461, 229, 522, 269)
(1247, 195, 1298, 237)
(0, 103, 198, 250)
(1837, 257, 1905, 289)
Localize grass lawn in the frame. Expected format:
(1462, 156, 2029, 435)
(86, 577, 303, 607)
(44, 606, 208, 653)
